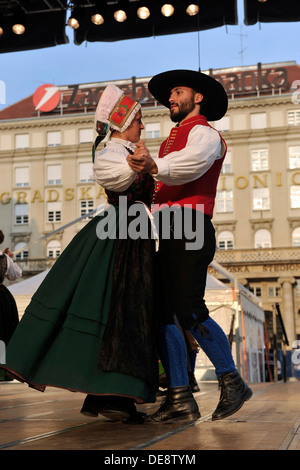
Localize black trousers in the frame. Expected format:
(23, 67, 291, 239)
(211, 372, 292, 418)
(154, 207, 216, 329)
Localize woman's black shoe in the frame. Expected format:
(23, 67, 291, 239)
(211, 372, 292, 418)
(80, 394, 147, 423)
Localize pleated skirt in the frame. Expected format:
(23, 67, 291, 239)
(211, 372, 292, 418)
(1, 209, 157, 403)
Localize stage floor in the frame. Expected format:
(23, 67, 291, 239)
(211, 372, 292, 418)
(1, 379, 300, 451)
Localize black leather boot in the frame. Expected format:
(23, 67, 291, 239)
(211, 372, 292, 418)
(149, 385, 200, 423)
(188, 370, 200, 393)
(212, 371, 253, 421)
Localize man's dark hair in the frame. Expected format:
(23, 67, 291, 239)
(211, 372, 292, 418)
(0, 230, 4, 244)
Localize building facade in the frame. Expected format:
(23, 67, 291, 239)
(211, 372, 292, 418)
(1, 61, 300, 344)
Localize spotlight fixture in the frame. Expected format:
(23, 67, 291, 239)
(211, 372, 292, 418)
(258, 0, 268, 2)
(12, 8, 26, 35)
(114, 1, 128, 22)
(114, 9, 127, 22)
(68, 6, 83, 30)
(91, 1, 105, 25)
(186, 3, 199, 16)
(0, 14, 4, 36)
(137, 6, 150, 19)
(91, 12, 104, 25)
(161, 3, 175, 17)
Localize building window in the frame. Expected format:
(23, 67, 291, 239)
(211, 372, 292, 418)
(15, 204, 29, 225)
(215, 116, 230, 132)
(15, 167, 29, 187)
(268, 286, 281, 297)
(289, 146, 300, 169)
(79, 129, 94, 143)
(290, 186, 300, 208)
(47, 240, 61, 258)
(292, 227, 300, 246)
(253, 188, 270, 210)
(251, 149, 268, 171)
(79, 162, 94, 183)
(80, 200, 94, 218)
(249, 286, 262, 297)
(47, 165, 62, 185)
(254, 229, 271, 248)
(287, 110, 300, 126)
(47, 131, 61, 146)
(217, 231, 234, 250)
(14, 242, 28, 260)
(216, 190, 233, 213)
(250, 113, 266, 129)
(145, 123, 160, 139)
(295, 279, 300, 296)
(15, 133, 29, 149)
(47, 202, 61, 222)
(221, 150, 232, 174)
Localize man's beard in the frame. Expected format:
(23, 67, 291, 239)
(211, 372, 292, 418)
(170, 97, 196, 123)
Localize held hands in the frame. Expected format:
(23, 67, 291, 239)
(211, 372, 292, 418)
(127, 140, 158, 174)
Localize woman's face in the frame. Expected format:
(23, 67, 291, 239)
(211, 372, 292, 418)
(122, 110, 144, 143)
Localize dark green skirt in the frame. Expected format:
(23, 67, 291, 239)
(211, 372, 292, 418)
(2, 209, 157, 403)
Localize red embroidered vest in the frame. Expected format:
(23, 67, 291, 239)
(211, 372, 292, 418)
(152, 115, 226, 218)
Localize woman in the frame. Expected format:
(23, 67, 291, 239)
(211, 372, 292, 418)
(0, 85, 158, 423)
(0, 231, 22, 381)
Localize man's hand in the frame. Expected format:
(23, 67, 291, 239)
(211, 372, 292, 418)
(127, 140, 158, 174)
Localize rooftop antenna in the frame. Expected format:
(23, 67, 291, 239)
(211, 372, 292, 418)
(196, 0, 201, 71)
(231, 24, 248, 66)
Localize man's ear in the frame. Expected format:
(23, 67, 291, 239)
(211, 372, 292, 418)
(194, 92, 203, 105)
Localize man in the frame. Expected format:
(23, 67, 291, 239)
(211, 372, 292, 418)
(127, 70, 252, 423)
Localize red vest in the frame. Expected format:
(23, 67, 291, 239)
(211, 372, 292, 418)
(152, 115, 226, 218)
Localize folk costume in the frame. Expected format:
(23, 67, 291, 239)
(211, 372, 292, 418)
(147, 70, 252, 422)
(0, 86, 158, 422)
(0, 232, 22, 381)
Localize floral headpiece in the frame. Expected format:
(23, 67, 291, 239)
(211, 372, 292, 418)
(94, 84, 140, 138)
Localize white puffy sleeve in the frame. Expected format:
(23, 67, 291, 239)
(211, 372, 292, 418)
(93, 145, 137, 192)
(152, 125, 225, 186)
(4, 254, 22, 281)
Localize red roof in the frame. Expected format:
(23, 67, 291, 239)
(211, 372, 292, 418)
(0, 95, 36, 120)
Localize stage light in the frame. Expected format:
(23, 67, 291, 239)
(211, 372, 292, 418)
(91, 12, 104, 24)
(68, 6, 83, 30)
(161, 3, 175, 17)
(114, 1, 128, 22)
(114, 9, 127, 22)
(186, 3, 199, 16)
(12, 8, 26, 35)
(137, 5, 150, 19)
(91, 1, 105, 25)
(0, 14, 4, 36)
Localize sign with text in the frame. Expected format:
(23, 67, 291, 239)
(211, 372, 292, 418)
(32, 62, 300, 116)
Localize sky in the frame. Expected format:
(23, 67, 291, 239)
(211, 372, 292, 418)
(0, 0, 300, 108)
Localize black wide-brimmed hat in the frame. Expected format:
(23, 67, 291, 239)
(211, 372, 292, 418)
(148, 69, 228, 121)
